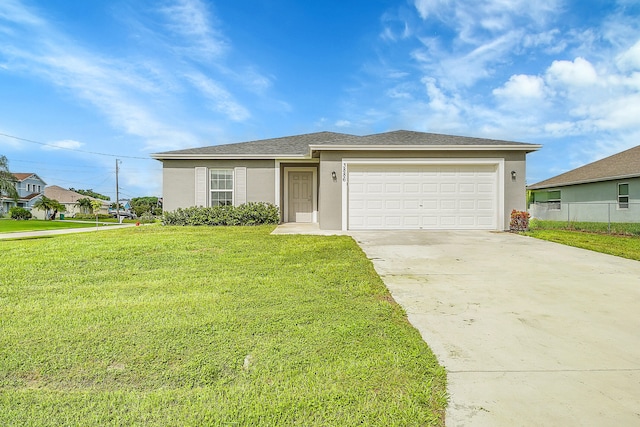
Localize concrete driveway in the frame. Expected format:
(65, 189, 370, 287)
(351, 230, 640, 426)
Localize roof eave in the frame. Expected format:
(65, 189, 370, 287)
(528, 173, 640, 190)
(308, 144, 542, 152)
(151, 153, 309, 160)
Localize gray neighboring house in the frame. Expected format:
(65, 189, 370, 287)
(528, 145, 640, 222)
(152, 130, 541, 231)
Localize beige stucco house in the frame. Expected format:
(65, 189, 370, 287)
(152, 130, 541, 231)
(30, 185, 110, 220)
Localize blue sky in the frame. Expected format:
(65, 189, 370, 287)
(1, 0, 639, 200)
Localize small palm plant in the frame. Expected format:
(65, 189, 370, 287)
(33, 196, 66, 220)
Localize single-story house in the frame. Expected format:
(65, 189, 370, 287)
(528, 144, 639, 222)
(152, 130, 541, 231)
(31, 185, 110, 219)
(0, 173, 46, 216)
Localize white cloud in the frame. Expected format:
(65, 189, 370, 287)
(493, 74, 546, 100)
(42, 139, 83, 151)
(545, 57, 598, 87)
(185, 73, 250, 121)
(616, 39, 640, 72)
(159, 0, 227, 60)
(335, 120, 351, 128)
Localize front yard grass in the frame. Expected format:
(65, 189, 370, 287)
(0, 218, 117, 233)
(526, 229, 640, 261)
(0, 226, 446, 426)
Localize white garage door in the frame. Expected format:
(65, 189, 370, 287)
(348, 163, 498, 230)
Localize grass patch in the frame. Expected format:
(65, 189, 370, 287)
(0, 226, 446, 425)
(530, 219, 640, 236)
(525, 229, 640, 261)
(0, 218, 118, 233)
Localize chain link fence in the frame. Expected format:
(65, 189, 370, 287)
(529, 202, 640, 233)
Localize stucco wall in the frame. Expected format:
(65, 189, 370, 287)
(530, 177, 640, 222)
(160, 159, 276, 212)
(319, 150, 529, 230)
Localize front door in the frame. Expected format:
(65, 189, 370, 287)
(288, 171, 313, 222)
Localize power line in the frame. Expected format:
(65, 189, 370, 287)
(0, 132, 153, 160)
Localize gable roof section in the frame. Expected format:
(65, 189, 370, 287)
(152, 132, 356, 159)
(44, 185, 108, 205)
(13, 173, 46, 184)
(528, 145, 640, 190)
(151, 130, 540, 160)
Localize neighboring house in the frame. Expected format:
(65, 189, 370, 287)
(152, 130, 541, 231)
(528, 145, 640, 223)
(31, 185, 110, 219)
(0, 173, 46, 216)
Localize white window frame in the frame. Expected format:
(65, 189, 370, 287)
(210, 169, 234, 207)
(283, 166, 318, 223)
(618, 183, 629, 209)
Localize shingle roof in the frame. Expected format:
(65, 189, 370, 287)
(151, 130, 539, 159)
(153, 132, 356, 157)
(12, 173, 35, 181)
(314, 130, 535, 147)
(44, 185, 107, 204)
(528, 145, 640, 190)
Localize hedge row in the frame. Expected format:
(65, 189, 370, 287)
(162, 202, 280, 226)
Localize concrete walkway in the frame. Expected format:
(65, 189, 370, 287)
(351, 230, 640, 426)
(0, 222, 136, 240)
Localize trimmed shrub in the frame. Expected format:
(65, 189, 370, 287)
(510, 209, 530, 232)
(163, 203, 280, 226)
(137, 212, 156, 224)
(9, 206, 32, 220)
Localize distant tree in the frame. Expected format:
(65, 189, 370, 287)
(33, 196, 66, 220)
(69, 188, 110, 201)
(131, 196, 161, 216)
(0, 155, 19, 202)
(76, 197, 93, 214)
(90, 200, 103, 225)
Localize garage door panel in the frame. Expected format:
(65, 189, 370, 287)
(348, 163, 498, 230)
(459, 183, 475, 193)
(385, 183, 402, 193)
(459, 200, 476, 210)
(385, 200, 402, 210)
(367, 200, 383, 209)
(440, 199, 456, 210)
(422, 183, 438, 193)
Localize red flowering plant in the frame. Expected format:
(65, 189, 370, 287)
(509, 209, 530, 232)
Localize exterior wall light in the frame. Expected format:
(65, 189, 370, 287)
(511, 170, 517, 181)
(331, 171, 337, 180)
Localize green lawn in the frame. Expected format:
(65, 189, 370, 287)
(0, 226, 446, 426)
(526, 229, 640, 261)
(530, 219, 640, 236)
(0, 218, 117, 233)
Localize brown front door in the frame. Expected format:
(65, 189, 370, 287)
(288, 171, 313, 222)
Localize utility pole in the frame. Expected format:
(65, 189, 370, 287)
(115, 159, 120, 223)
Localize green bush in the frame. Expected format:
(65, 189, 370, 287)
(137, 211, 156, 224)
(163, 202, 280, 226)
(9, 206, 32, 220)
